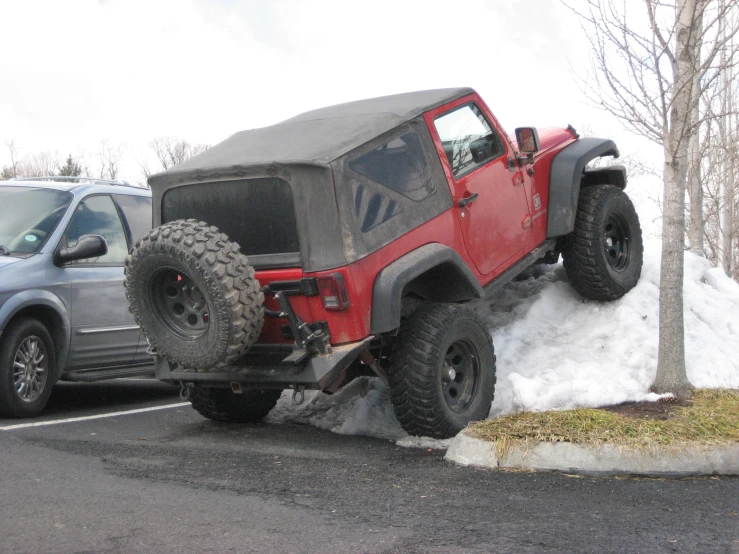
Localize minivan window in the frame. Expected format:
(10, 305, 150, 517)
(0, 186, 73, 256)
(114, 194, 152, 246)
(65, 195, 129, 264)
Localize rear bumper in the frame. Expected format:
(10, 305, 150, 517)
(154, 337, 373, 390)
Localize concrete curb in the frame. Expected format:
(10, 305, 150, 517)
(444, 431, 739, 477)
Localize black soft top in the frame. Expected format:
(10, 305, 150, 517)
(150, 88, 473, 185)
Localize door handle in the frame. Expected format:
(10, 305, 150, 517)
(458, 193, 479, 208)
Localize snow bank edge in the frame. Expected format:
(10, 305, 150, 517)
(445, 432, 739, 477)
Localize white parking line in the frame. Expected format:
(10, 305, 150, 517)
(0, 402, 191, 431)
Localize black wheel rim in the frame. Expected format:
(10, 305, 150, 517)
(441, 339, 480, 414)
(150, 268, 211, 340)
(13, 335, 48, 403)
(603, 213, 631, 271)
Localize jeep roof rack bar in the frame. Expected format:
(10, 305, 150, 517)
(10, 176, 137, 187)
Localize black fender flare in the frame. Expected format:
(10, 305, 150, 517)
(370, 244, 483, 334)
(546, 138, 623, 238)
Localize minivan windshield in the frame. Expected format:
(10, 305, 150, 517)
(0, 186, 74, 256)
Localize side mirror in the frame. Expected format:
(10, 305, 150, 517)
(515, 127, 540, 156)
(55, 234, 108, 264)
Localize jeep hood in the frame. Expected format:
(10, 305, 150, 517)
(537, 127, 578, 152)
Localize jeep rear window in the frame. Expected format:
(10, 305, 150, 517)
(161, 178, 300, 260)
(348, 132, 435, 202)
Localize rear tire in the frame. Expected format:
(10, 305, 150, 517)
(124, 219, 264, 370)
(0, 318, 56, 418)
(562, 185, 643, 300)
(190, 387, 282, 422)
(388, 303, 496, 439)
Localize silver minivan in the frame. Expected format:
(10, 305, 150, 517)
(0, 178, 153, 418)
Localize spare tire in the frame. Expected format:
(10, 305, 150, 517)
(124, 219, 263, 369)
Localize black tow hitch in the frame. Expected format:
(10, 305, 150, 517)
(261, 285, 333, 364)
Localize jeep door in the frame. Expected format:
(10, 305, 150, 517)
(425, 99, 531, 275)
(60, 194, 140, 371)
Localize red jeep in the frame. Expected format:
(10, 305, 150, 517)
(125, 88, 642, 438)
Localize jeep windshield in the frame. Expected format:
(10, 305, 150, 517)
(0, 186, 73, 256)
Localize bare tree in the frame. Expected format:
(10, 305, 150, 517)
(149, 137, 210, 171)
(97, 139, 126, 181)
(566, 0, 739, 397)
(2, 140, 25, 179)
(699, 11, 739, 277)
(138, 158, 154, 184)
(138, 137, 210, 185)
(22, 150, 61, 178)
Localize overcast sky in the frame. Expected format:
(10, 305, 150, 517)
(0, 0, 658, 185)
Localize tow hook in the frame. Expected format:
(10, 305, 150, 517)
(179, 382, 195, 401)
(292, 385, 306, 405)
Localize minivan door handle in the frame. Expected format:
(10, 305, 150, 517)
(458, 192, 479, 208)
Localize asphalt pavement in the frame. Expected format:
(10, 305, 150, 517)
(0, 380, 737, 554)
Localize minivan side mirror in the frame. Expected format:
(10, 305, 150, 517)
(515, 127, 541, 156)
(55, 234, 108, 264)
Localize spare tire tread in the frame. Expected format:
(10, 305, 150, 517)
(124, 219, 263, 369)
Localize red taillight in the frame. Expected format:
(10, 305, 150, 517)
(316, 273, 350, 311)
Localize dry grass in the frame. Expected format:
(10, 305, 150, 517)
(467, 389, 739, 456)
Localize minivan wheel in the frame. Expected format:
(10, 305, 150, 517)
(0, 318, 56, 418)
(388, 303, 496, 439)
(125, 219, 264, 370)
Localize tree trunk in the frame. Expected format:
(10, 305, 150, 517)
(719, 24, 735, 275)
(687, 127, 704, 255)
(687, 2, 705, 256)
(721, 151, 735, 273)
(652, 0, 696, 398)
(653, 147, 693, 398)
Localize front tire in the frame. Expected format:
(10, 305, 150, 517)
(0, 318, 56, 418)
(190, 387, 282, 423)
(388, 304, 496, 439)
(562, 185, 643, 300)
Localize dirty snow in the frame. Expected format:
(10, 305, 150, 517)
(266, 240, 739, 448)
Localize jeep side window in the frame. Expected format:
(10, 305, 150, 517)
(349, 132, 435, 202)
(64, 195, 128, 264)
(434, 104, 504, 178)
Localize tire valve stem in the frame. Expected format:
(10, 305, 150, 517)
(292, 385, 305, 405)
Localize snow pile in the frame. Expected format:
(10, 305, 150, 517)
(266, 241, 739, 444)
(481, 240, 739, 417)
(267, 377, 406, 440)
